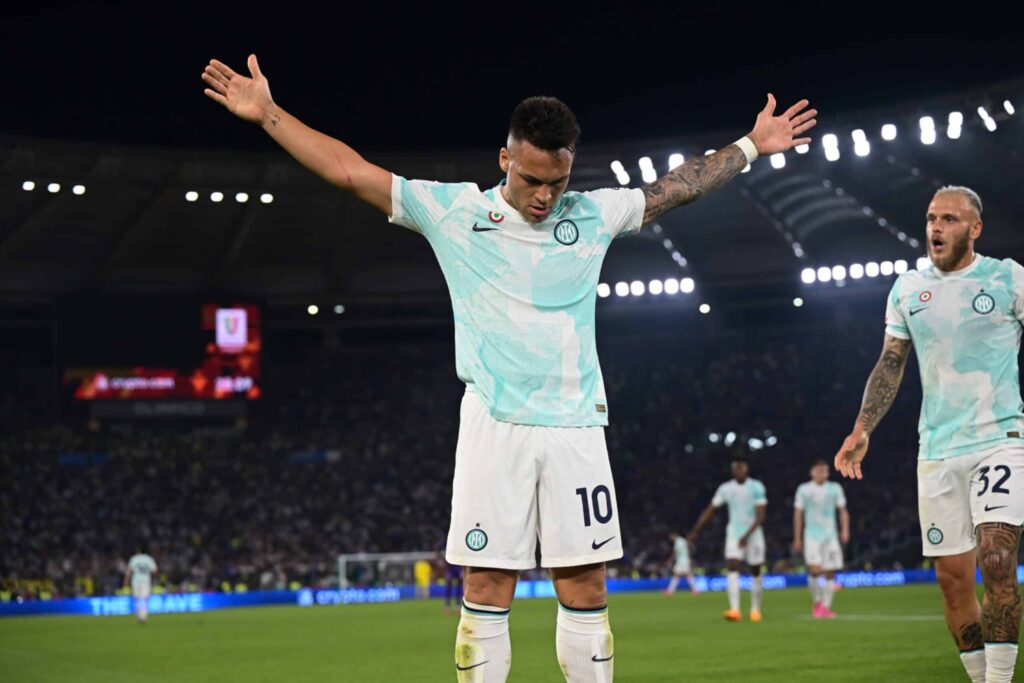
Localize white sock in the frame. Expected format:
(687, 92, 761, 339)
(456, 601, 512, 682)
(984, 643, 1018, 683)
(687, 574, 699, 593)
(959, 649, 986, 683)
(556, 603, 613, 683)
(751, 575, 763, 613)
(666, 576, 679, 593)
(136, 597, 148, 622)
(808, 576, 820, 605)
(726, 572, 741, 612)
(821, 579, 835, 609)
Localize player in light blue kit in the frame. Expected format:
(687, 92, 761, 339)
(793, 459, 849, 619)
(124, 549, 158, 624)
(203, 53, 815, 682)
(688, 459, 768, 622)
(836, 187, 1023, 683)
(664, 532, 699, 596)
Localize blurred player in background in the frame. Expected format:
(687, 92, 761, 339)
(203, 52, 813, 681)
(793, 459, 849, 618)
(836, 186, 1023, 683)
(414, 558, 433, 600)
(663, 532, 699, 596)
(689, 459, 768, 622)
(124, 548, 157, 624)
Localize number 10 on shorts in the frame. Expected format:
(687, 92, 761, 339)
(576, 486, 614, 527)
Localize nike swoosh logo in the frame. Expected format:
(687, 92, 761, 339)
(909, 307, 928, 316)
(592, 654, 614, 662)
(472, 223, 499, 232)
(456, 660, 489, 671)
(592, 537, 616, 550)
(984, 504, 1008, 512)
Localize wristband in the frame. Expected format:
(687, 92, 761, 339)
(733, 136, 759, 164)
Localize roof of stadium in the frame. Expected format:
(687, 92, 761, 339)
(2, 2, 1022, 310)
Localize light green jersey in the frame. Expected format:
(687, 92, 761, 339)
(673, 537, 690, 564)
(128, 553, 157, 589)
(389, 175, 645, 427)
(885, 255, 1024, 460)
(794, 480, 846, 542)
(711, 478, 768, 540)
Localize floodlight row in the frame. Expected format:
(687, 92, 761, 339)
(21, 181, 86, 195)
(801, 257, 931, 284)
(185, 191, 274, 204)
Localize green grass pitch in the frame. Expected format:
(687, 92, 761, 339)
(0, 584, 972, 681)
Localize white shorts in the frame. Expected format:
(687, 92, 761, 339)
(918, 444, 1024, 557)
(724, 532, 766, 566)
(804, 537, 843, 571)
(673, 560, 692, 575)
(445, 390, 623, 570)
(132, 584, 151, 600)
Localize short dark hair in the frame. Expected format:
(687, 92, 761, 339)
(811, 458, 828, 468)
(509, 96, 580, 154)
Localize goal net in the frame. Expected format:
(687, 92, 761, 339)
(336, 551, 438, 589)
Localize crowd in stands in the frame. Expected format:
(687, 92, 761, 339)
(2, 311, 942, 599)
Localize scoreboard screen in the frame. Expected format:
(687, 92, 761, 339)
(67, 303, 261, 401)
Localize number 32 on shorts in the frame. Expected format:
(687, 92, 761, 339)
(977, 465, 1011, 497)
(576, 485, 614, 527)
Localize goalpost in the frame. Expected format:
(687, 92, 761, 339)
(336, 551, 439, 590)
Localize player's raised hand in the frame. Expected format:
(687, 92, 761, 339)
(748, 94, 817, 155)
(834, 429, 869, 480)
(202, 55, 274, 126)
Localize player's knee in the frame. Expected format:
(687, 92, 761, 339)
(936, 564, 974, 604)
(552, 564, 607, 609)
(979, 543, 1016, 583)
(464, 568, 517, 608)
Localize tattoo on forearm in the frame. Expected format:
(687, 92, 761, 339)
(641, 145, 747, 224)
(857, 336, 912, 434)
(958, 622, 985, 650)
(978, 523, 1022, 643)
(270, 114, 281, 128)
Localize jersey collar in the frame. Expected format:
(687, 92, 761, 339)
(933, 252, 982, 279)
(491, 178, 564, 223)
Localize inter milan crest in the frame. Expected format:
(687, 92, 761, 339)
(466, 526, 488, 551)
(927, 526, 944, 545)
(972, 291, 995, 315)
(554, 220, 579, 246)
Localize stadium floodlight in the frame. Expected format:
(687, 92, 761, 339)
(850, 263, 865, 279)
(921, 128, 937, 145)
(699, 303, 711, 314)
(880, 260, 895, 276)
(865, 261, 880, 277)
(919, 116, 935, 131)
(881, 124, 897, 140)
(47, 182, 60, 193)
(597, 283, 610, 298)
(765, 435, 778, 447)
(648, 279, 664, 295)
(832, 265, 847, 281)
(307, 304, 319, 315)
(816, 266, 832, 283)
(235, 192, 249, 203)
(185, 191, 198, 202)
(22, 180, 35, 191)
(801, 267, 816, 284)
(748, 437, 765, 450)
(663, 238, 673, 249)
(917, 256, 931, 270)
(897, 231, 907, 242)
(908, 237, 920, 248)
(724, 431, 737, 446)
(680, 277, 695, 293)
(1005, 100, 1016, 115)
(72, 184, 86, 195)
(770, 153, 786, 169)
(664, 278, 680, 295)
(795, 143, 809, 154)
(854, 140, 871, 157)
(894, 259, 908, 274)
(793, 297, 804, 307)
(668, 153, 685, 170)
(824, 147, 840, 162)
(852, 129, 867, 142)
(260, 192, 274, 204)
(210, 191, 224, 202)
(948, 111, 964, 127)
(334, 304, 345, 314)
(948, 125, 962, 140)
(793, 244, 805, 258)
(822, 133, 838, 148)
(639, 156, 657, 183)
(984, 117, 997, 132)
(614, 282, 629, 297)
(610, 160, 625, 174)
(978, 106, 997, 131)
(708, 433, 721, 444)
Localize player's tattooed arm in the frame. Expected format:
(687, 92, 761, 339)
(856, 334, 913, 435)
(978, 522, 1023, 643)
(641, 145, 748, 224)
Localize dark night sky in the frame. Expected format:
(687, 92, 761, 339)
(3, 1, 1023, 153)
